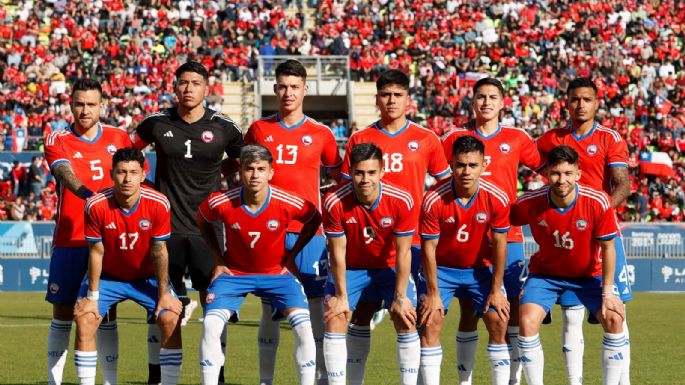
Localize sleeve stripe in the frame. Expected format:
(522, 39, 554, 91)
(608, 162, 628, 168)
(341, 172, 351, 180)
(85, 236, 102, 242)
(394, 230, 415, 236)
(49, 159, 70, 169)
(492, 226, 510, 233)
(152, 234, 171, 241)
(597, 232, 617, 240)
(420, 233, 440, 239)
(325, 231, 345, 238)
(432, 167, 451, 178)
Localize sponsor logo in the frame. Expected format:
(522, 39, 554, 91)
(380, 217, 393, 227)
(201, 130, 214, 143)
(265, 135, 274, 142)
(407, 140, 419, 152)
(139, 219, 151, 230)
(106, 144, 117, 155)
(575, 219, 588, 231)
(231, 222, 241, 230)
(164, 130, 174, 138)
(537, 219, 548, 227)
(499, 142, 511, 154)
(346, 217, 357, 224)
(73, 152, 83, 159)
(476, 212, 488, 224)
(586, 144, 598, 156)
(105, 222, 117, 230)
(445, 216, 455, 223)
(267, 219, 279, 231)
(301, 135, 313, 146)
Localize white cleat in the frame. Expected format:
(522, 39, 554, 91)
(181, 299, 198, 326)
(370, 309, 388, 330)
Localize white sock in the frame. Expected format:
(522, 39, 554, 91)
(200, 309, 229, 384)
(620, 317, 630, 385)
(397, 332, 421, 385)
(160, 348, 182, 385)
(258, 301, 280, 385)
(308, 298, 327, 385)
(288, 309, 317, 385)
(507, 326, 522, 385)
(488, 343, 512, 385)
(420, 346, 442, 385)
(324, 332, 347, 385)
(602, 332, 627, 385)
(148, 323, 161, 365)
(518, 334, 544, 385)
(97, 320, 118, 385)
(562, 306, 585, 385)
(456, 331, 478, 385)
(74, 350, 97, 385)
(48, 319, 71, 385)
(347, 324, 371, 385)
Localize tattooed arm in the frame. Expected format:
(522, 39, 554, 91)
(610, 167, 631, 208)
(52, 162, 93, 199)
(151, 240, 182, 316)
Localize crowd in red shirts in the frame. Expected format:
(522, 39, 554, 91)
(0, 0, 683, 221)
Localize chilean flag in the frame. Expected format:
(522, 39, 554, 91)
(639, 151, 674, 177)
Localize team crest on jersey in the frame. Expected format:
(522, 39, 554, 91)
(267, 219, 280, 231)
(301, 135, 313, 146)
(586, 145, 598, 156)
(380, 217, 393, 227)
(106, 144, 117, 155)
(476, 212, 489, 224)
(499, 142, 511, 154)
(49, 283, 59, 294)
(201, 130, 214, 143)
(575, 219, 588, 231)
(206, 292, 216, 303)
(407, 140, 420, 152)
(139, 219, 151, 230)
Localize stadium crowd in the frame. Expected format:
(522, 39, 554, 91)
(0, 0, 684, 222)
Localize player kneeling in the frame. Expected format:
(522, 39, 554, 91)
(74, 147, 183, 385)
(511, 145, 626, 385)
(196, 145, 321, 385)
(418, 136, 511, 385)
(322, 143, 419, 385)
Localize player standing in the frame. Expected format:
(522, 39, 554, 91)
(340, 70, 450, 384)
(44, 79, 130, 385)
(441, 78, 543, 384)
(323, 143, 419, 385)
(75, 147, 183, 385)
(419, 136, 511, 385)
(133, 61, 243, 384)
(196, 145, 321, 385)
(511, 145, 627, 385)
(537, 78, 632, 385)
(244, 59, 342, 385)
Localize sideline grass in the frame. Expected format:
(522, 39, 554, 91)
(0, 292, 683, 384)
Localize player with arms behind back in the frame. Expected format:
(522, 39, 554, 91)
(74, 147, 183, 385)
(441, 78, 543, 384)
(323, 143, 419, 385)
(245, 59, 342, 385)
(512, 145, 626, 385)
(537, 78, 632, 385)
(196, 145, 321, 385)
(44, 78, 131, 385)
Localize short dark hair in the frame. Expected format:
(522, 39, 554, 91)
(349, 143, 383, 167)
(240, 144, 273, 165)
(175, 61, 209, 82)
(275, 59, 307, 80)
(547, 145, 579, 167)
(112, 147, 146, 169)
(567, 77, 597, 96)
(376, 69, 409, 91)
(473, 77, 505, 97)
(71, 78, 102, 98)
(452, 136, 485, 157)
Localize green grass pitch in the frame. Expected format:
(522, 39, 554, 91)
(1, 292, 683, 384)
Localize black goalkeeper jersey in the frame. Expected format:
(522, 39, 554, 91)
(136, 107, 243, 235)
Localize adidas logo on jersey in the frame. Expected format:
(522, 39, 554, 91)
(231, 223, 241, 230)
(346, 217, 357, 224)
(538, 220, 548, 227)
(265, 135, 274, 142)
(164, 131, 174, 138)
(73, 152, 83, 159)
(105, 222, 117, 230)
(444, 216, 455, 223)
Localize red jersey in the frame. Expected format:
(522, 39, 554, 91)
(244, 114, 342, 233)
(85, 187, 171, 281)
(511, 184, 618, 278)
(420, 178, 510, 268)
(323, 181, 415, 269)
(44, 124, 132, 247)
(441, 125, 543, 242)
(198, 186, 317, 275)
(341, 121, 450, 245)
(537, 123, 629, 194)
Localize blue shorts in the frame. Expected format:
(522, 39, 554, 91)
(418, 267, 495, 315)
(503, 243, 527, 300)
(78, 276, 176, 316)
(205, 273, 309, 314)
(558, 237, 632, 307)
(287, 233, 328, 298)
(45, 247, 89, 305)
(521, 274, 606, 315)
(324, 268, 417, 310)
(411, 246, 422, 282)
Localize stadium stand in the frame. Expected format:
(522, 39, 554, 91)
(0, 0, 683, 222)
